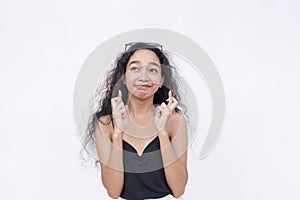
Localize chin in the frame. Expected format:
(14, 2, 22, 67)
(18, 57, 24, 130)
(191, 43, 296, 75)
(129, 91, 153, 100)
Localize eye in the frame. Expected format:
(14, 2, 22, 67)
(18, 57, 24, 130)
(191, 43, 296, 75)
(130, 67, 140, 72)
(149, 68, 158, 73)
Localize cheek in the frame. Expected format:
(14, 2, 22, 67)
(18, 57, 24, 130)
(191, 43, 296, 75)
(126, 71, 140, 80)
(124, 73, 135, 83)
(150, 75, 163, 84)
(124, 73, 137, 91)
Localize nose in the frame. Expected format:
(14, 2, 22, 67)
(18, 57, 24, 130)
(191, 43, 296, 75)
(138, 68, 150, 81)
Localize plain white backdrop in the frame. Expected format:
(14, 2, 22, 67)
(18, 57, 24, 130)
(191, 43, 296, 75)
(1, 0, 300, 199)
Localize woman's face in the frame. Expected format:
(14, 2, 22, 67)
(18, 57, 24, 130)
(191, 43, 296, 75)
(125, 49, 163, 100)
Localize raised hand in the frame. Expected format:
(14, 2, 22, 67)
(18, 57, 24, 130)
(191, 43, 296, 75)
(154, 90, 179, 132)
(111, 90, 129, 134)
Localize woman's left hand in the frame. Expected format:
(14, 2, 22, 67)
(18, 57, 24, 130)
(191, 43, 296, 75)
(154, 90, 179, 132)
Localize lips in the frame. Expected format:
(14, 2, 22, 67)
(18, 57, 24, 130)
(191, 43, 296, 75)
(135, 84, 152, 90)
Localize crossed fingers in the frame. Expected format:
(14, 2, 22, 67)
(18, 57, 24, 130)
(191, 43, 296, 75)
(111, 90, 125, 114)
(166, 90, 179, 112)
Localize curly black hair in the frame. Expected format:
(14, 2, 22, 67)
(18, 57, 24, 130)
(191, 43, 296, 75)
(80, 42, 187, 166)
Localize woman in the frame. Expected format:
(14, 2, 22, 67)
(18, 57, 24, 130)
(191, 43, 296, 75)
(84, 42, 188, 200)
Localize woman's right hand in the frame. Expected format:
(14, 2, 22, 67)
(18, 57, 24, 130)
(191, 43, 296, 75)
(111, 90, 129, 137)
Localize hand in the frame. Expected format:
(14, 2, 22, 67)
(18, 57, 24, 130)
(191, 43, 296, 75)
(111, 90, 129, 135)
(154, 90, 179, 132)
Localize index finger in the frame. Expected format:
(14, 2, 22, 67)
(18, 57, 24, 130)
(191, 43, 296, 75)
(111, 97, 117, 111)
(168, 90, 173, 99)
(115, 90, 123, 105)
(168, 97, 179, 111)
(167, 90, 173, 104)
(118, 90, 122, 99)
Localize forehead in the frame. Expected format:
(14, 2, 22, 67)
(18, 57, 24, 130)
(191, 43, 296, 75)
(127, 49, 160, 64)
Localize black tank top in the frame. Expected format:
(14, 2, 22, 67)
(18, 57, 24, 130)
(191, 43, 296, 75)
(120, 136, 172, 200)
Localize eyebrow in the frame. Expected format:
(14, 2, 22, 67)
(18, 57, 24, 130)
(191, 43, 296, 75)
(128, 60, 160, 68)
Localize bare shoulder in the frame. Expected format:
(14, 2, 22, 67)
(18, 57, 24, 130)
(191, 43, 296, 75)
(98, 115, 112, 125)
(96, 115, 113, 139)
(168, 112, 186, 125)
(166, 112, 187, 138)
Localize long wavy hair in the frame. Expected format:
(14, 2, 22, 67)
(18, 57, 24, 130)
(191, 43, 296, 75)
(80, 42, 187, 166)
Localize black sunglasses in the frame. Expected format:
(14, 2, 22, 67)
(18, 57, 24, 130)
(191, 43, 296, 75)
(124, 42, 163, 52)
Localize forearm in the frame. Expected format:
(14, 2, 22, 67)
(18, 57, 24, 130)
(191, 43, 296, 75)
(159, 132, 188, 198)
(101, 132, 124, 199)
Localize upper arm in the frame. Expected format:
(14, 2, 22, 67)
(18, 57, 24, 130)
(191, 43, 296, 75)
(167, 113, 188, 168)
(94, 115, 113, 167)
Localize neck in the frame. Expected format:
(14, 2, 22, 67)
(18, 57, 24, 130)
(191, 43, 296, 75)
(127, 95, 154, 119)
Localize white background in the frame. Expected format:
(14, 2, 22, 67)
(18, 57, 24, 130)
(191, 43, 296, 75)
(1, 0, 300, 199)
